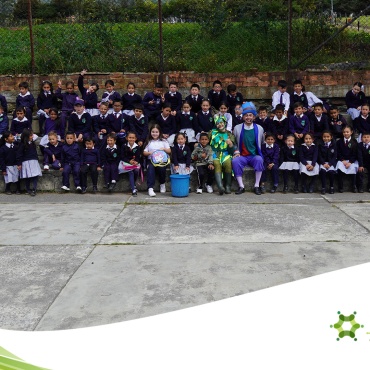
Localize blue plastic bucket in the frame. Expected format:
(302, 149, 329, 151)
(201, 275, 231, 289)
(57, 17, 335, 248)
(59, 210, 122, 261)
(170, 174, 190, 197)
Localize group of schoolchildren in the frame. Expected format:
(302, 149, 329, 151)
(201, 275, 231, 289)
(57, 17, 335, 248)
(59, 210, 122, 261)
(0, 73, 369, 197)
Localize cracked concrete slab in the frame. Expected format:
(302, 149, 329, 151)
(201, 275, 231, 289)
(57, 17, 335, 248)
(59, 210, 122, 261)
(35, 241, 370, 330)
(0, 245, 94, 330)
(0, 204, 124, 245)
(99, 203, 369, 245)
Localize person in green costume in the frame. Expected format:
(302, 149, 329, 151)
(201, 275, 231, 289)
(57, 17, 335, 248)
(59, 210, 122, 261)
(208, 115, 236, 194)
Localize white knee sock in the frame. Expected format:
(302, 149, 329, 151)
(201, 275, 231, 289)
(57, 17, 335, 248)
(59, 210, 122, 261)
(236, 176, 244, 188)
(255, 171, 262, 187)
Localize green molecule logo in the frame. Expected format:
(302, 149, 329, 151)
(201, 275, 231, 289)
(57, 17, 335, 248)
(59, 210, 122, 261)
(330, 311, 364, 341)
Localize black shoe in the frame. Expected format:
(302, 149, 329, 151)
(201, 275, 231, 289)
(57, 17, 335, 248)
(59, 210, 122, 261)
(5, 190, 12, 195)
(93, 186, 97, 193)
(302, 187, 307, 193)
(270, 185, 277, 194)
(81, 187, 87, 194)
(368, 188, 370, 193)
(321, 188, 326, 195)
(235, 187, 245, 195)
(283, 185, 288, 194)
(30, 190, 36, 197)
(329, 187, 334, 194)
(294, 186, 299, 194)
(358, 187, 364, 193)
(254, 186, 261, 195)
(308, 186, 314, 194)
(339, 188, 344, 193)
(353, 186, 358, 193)
(260, 186, 266, 194)
(132, 189, 138, 197)
(104, 183, 109, 189)
(109, 182, 116, 191)
(15, 190, 21, 195)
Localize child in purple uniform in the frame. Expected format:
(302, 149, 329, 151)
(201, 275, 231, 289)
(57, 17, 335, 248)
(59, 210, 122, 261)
(155, 103, 177, 145)
(40, 108, 64, 147)
(226, 84, 243, 115)
(56, 79, 79, 134)
(0, 131, 20, 194)
(279, 134, 300, 193)
(93, 102, 112, 148)
(121, 82, 142, 116)
(336, 126, 359, 193)
(78, 69, 99, 116)
(68, 99, 93, 142)
(255, 106, 272, 135)
(357, 132, 370, 193)
(353, 103, 370, 142)
(164, 81, 182, 115)
(101, 79, 121, 113)
(261, 133, 280, 193)
(270, 104, 288, 148)
(289, 102, 309, 143)
(36, 80, 58, 135)
(121, 131, 142, 196)
(11, 107, 32, 140)
(317, 131, 337, 194)
(328, 106, 347, 140)
(128, 104, 148, 148)
(15, 81, 35, 123)
(101, 133, 120, 191)
(208, 80, 227, 111)
(16, 128, 42, 196)
(345, 82, 367, 120)
(43, 131, 63, 170)
(299, 132, 319, 193)
(185, 84, 204, 114)
(60, 132, 82, 192)
(143, 83, 165, 121)
(80, 137, 101, 193)
(289, 79, 308, 115)
(309, 103, 329, 142)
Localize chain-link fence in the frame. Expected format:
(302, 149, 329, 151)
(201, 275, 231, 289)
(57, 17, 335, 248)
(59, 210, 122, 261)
(0, 1, 370, 75)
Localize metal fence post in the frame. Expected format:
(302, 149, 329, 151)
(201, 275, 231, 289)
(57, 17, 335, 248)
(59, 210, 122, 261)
(158, 0, 164, 85)
(28, 0, 36, 74)
(287, 0, 292, 70)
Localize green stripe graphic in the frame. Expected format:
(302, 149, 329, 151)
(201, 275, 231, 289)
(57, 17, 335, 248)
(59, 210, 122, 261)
(0, 346, 49, 370)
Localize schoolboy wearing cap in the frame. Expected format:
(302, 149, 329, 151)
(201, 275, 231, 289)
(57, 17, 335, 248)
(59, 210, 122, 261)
(68, 99, 93, 142)
(232, 102, 264, 195)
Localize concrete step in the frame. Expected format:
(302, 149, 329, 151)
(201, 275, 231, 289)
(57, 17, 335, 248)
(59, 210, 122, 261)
(1, 167, 368, 194)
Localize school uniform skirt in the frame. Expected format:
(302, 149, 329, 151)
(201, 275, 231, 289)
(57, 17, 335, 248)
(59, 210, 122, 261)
(170, 163, 194, 175)
(335, 160, 359, 175)
(319, 163, 337, 172)
(4, 165, 19, 183)
(20, 160, 42, 178)
(279, 161, 300, 170)
(299, 161, 319, 176)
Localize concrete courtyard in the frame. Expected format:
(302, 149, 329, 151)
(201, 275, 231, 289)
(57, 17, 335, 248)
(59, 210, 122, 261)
(0, 190, 369, 331)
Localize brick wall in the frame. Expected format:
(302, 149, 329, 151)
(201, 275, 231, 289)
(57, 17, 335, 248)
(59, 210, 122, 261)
(1, 70, 369, 107)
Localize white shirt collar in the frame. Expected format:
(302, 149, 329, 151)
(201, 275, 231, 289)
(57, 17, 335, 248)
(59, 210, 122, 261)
(19, 91, 31, 97)
(243, 123, 253, 130)
(273, 115, 287, 121)
(126, 142, 138, 149)
(106, 144, 117, 149)
(135, 114, 144, 120)
(5, 142, 13, 148)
